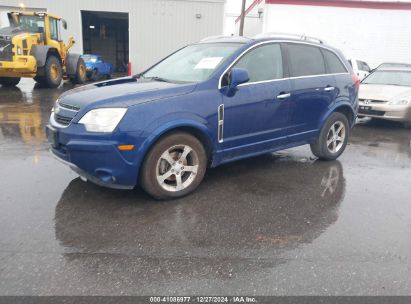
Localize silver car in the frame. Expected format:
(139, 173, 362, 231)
(359, 66, 411, 126)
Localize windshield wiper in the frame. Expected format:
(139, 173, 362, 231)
(133, 74, 171, 82)
(132, 73, 143, 79)
(147, 76, 172, 83)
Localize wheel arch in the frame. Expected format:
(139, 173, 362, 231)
(320, 103, 356, 130)
(30, 45, 60, 68)
(137, 121, 215, 175)
(334, 104, 356, 127)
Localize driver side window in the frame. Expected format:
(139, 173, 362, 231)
(232, 43, 284, 84)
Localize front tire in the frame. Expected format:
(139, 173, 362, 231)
(44, 55, 62, 88)
(310, 112, 349, 161)
(0, 77, 20, 87)
(140, 132, 207, 200)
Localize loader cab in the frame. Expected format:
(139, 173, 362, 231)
(8, 12, 45, 34)
(8, 12, 67, 44)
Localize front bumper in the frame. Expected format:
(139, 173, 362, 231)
(51, 151, 134, 189)
(358, 102, 411, 122)
(0, 56, 37, 77)
(46, 123, 139, 190)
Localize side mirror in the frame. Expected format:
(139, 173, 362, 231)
(62, 19, 67, 30)
(228, 68, 249, 91)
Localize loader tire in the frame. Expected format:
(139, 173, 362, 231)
(44, 56, 62, 88)
(69, 58, 87, 84)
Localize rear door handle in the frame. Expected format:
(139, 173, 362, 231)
(277, 93, 291, 100)
(324, 86, 335, 92)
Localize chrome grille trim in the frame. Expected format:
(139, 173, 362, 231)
(359, 99, 387, 103)
(58, 102, 80, 111)
(54, 113, 73, 126)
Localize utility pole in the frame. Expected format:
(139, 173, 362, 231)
(239, 0, 246, 36)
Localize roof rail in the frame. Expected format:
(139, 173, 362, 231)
(200, 35, 232, 42)
(255, 32, 324, 44)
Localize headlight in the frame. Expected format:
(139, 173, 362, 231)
(78, 108, 127, 132)
(389, 99, 409, 106)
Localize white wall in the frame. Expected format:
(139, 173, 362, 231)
(261, 4, 411, 68)
(1, 0, 225, 73)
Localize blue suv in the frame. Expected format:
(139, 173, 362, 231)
(47, 35, 359, 199)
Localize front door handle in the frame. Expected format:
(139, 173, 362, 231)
(277, 92, 291, 100)
(324, 86, 335, 92)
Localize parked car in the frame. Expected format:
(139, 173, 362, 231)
(47, 35, 359, 199)
(358, 66, 411, 126)
(348, 58, 371, 80)
(81, 54, 113, 81)
(375, 62, 411, 70)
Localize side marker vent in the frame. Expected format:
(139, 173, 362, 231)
(218, 104, 224, 143)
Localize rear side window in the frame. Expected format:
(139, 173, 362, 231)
(359, 61, 371, 72)
(322, 49, 347, 74)
(233, 43, 283, 83)
(357, 61, 365, 70)
(287, 44, 325, 77)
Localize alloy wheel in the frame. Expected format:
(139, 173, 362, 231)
(155, 144, 199, 192)
(326, 121, 346, 154)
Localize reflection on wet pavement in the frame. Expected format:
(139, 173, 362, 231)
(0, 79, 411, 295)
(55, 158, 344, 255)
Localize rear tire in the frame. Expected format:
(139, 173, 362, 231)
(140, 132, 207, 200)
(106, 69, 112, 79)
(91, 69, 99, 81)
(69, 58, 87, 84)
(44, 55, 62, 88)
(310, 112, 349, 161)
(0, 77, 20, 87)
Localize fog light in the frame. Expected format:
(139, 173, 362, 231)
(95, 169, 115, 183)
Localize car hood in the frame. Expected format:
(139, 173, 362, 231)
(359, 84, 411, 101)
(58, 77, 196, 109)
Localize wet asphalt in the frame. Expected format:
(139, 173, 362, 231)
(0, 79, 410, 296)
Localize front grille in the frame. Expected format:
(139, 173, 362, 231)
(358, 108, 385, 116)
(359, 99, 387, 104)
(55, 113, 73, 126)
(0, 38, 13, 61)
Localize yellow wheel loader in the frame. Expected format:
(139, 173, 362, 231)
(0, 12, 86, 88)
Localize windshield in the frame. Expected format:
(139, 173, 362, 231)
(362, 70, 411, 87)
(82, 55, 98, 63)
(16, 15, 45, 33)
(142, 43, 243, 83)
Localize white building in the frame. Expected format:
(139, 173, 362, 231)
(0, 0, 225, 73)
(230, 0, 411, 68)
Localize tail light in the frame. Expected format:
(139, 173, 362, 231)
(351, 73, 360, 92)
